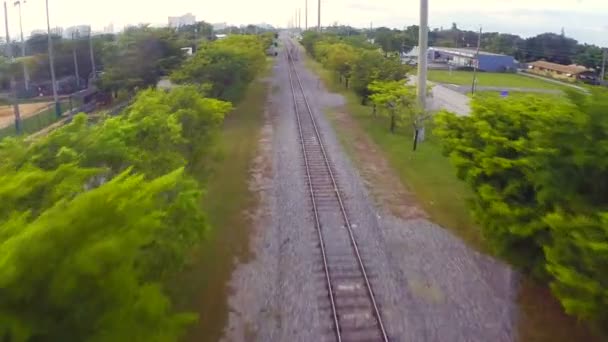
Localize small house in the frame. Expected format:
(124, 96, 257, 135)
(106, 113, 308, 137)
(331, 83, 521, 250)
(527, 61, 599, 84)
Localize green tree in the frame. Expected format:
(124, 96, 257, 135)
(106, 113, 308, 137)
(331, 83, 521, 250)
(324, 43, 358, 88)
(435, 90, 608, 333)
(368, 80, 417, 134)
(99, 26, 184, 95)
(434, 95, 566, 276)
(171, 35, 266, 101)
(0, 84, 232, 341)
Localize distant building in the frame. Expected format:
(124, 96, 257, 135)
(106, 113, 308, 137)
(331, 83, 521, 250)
(103, 23, 114, 34)
(168, 13, 196, 28)
(527, 60, 598, 84)
(30, 29, 46, 36)
(212, 22, 227, 31)
(50, 26, 63, 37)
(403, 46, 516, 72)
(64, 25, 91, 39)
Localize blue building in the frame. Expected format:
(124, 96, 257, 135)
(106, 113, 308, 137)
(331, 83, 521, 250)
(428, 47, 516, 72)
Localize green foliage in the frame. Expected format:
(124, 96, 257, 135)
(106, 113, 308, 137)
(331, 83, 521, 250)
(301, 32, 410, 105)
(368, 80, 417, 133)
(171, 35, 267, 101)
(0, 86, 232, 341)
(435, 89, 608, 332)
(99, 26, 185, 94)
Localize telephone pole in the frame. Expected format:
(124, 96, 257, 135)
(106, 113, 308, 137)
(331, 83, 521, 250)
(4, 0, 21, 133)
(89, 27, 97, 85)
(14, 0, 29, 91)
(45, 0, 60, 117)
(317, 0, 320, 31)
(416, 0, 428, 110)
(471, 26, 482, 94)
(72, 31, 80, 88)
(601, 48, 606, 83)
(298, 8, 301, 30)
(305, 0, 308, 30)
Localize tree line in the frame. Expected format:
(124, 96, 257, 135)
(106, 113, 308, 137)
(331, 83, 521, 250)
(301, 31, 426, 148)
(303, 29, 608, 334)
(0, 31, 272, 341)
(0, 21, 264, 97)
(323, 24, 606, 72)
(435, 90, 608, 335)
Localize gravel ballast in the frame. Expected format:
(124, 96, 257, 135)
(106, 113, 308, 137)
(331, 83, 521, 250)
(222, 38, 518, 342)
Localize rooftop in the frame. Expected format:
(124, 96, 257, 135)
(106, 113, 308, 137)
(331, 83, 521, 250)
(529, 60, 591, 75)
(430, 47, 508, 57)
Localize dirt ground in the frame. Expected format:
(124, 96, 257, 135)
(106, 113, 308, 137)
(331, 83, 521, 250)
(0, 102, 53, 128)
(330, 109, 428, 220)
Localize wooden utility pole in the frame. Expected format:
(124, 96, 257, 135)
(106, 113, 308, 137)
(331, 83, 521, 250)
(72, 31, 80, 88)
(601, 49, 606, 82)
(414, 0, 429, 151)
(317, 0, 320, 31)
(14, 0, 29, 91)
(89, 28, 96, 84)
(305, 0, 308, 30)
(416, 0, 428, 110)
(471, 26, 482, 94)
(4, 0, 22, 134)
(45, 0, 60, 117)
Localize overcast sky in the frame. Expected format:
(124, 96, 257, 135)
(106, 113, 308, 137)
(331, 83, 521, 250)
(4, 0, 607, 46)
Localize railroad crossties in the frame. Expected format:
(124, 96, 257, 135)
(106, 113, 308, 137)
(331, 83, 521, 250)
(222, 36, 517, 342)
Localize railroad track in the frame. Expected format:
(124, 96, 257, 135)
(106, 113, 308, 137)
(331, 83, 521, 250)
(285, 41, 389, 342)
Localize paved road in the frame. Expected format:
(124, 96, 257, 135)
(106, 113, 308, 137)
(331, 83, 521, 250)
(408, 76, 471, 116)
(428, 83, 471, 116)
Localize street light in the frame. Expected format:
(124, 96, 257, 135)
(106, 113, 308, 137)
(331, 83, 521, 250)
(45, 0, 60, 117)
(14, 0, 29, 91)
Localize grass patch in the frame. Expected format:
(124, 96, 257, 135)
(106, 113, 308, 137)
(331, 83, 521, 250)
(166, 76, 270, 342)
(305, 55, 599, 342)
(428, 70, 569, 91)
(473, 91, 566, 102)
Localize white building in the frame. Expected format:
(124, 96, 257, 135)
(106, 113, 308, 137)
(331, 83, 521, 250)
(103, 23, 114, 34)
(168, 13, 196, 28)
(212, 22, 227, 31)
(64, 25, 91, 39)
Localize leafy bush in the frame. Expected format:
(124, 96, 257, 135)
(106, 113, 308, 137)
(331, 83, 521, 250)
(0, 86, 232, 341)
(435, 90, 608, 332)
(171, 35, 266, 101)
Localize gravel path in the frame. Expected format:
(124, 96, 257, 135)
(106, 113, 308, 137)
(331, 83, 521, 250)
(222, 37, 518, 342)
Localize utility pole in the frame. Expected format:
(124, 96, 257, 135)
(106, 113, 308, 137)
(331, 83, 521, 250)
(305, 0, 308, 30)
(298, 8, 301, 30)
(317, 0, 320, 32)
(72, 31, 80, 88)
(416, 0, 428, 110)
(14, 0, 29, 91)
(89, 27, 97, 86)
(4, 1, 21, 133)
(45, 0, 60, 117)
(601, 48, 606, 83)
(471, 26, 482, 94)
(414, 0, 429, 150)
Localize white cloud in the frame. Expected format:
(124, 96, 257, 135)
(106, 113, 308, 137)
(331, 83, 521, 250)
(1, 0, 606, 46)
